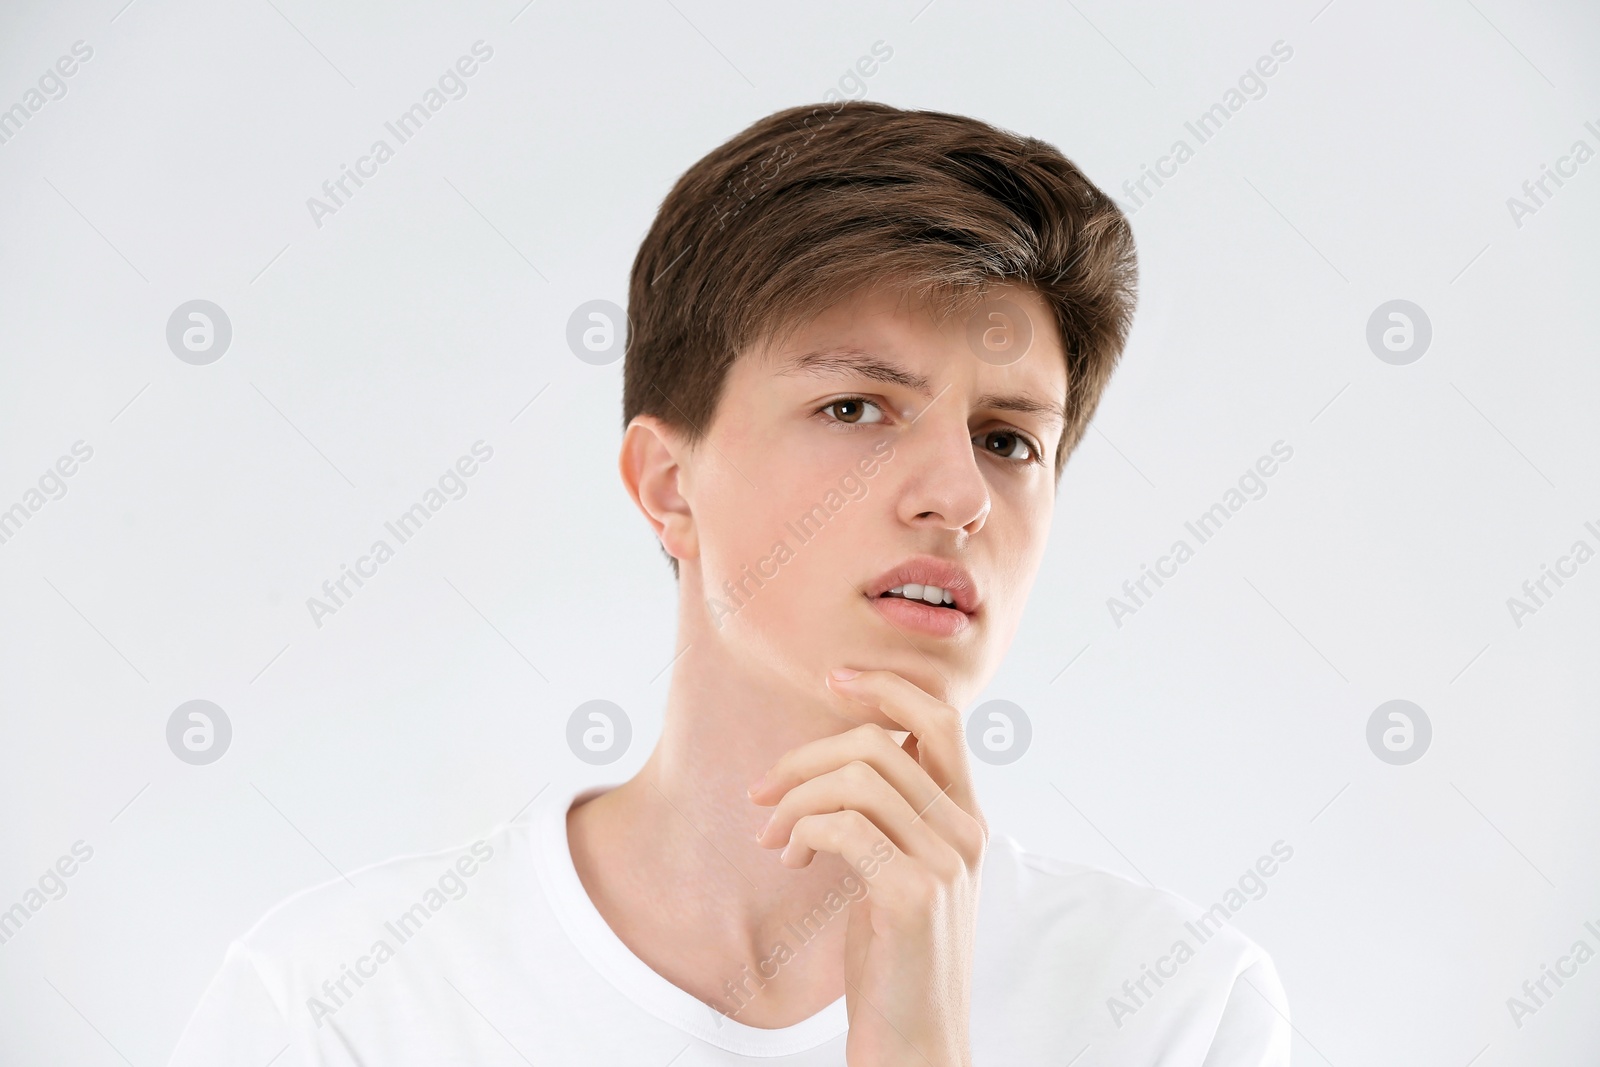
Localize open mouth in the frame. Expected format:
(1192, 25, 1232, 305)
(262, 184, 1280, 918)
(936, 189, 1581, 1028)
(866, 582, 973, 637)
(876, 583, 960, 610)
(861, 556, 979, 635)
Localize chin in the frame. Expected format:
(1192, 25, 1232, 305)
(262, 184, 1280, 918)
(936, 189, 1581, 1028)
(843, 659, 965, 716)
(736, 606, 976, 716)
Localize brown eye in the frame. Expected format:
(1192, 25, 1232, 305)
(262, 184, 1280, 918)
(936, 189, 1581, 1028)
(980, 430, 1036, 463)
(823, 398, 885, 425)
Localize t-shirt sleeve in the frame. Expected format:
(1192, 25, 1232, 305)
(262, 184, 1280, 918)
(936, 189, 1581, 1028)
(1199, 953, 1292, 1067)
(167, 939, 307, 1067)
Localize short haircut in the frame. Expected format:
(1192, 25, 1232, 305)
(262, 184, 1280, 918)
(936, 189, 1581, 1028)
(623, 102, 1138, 555)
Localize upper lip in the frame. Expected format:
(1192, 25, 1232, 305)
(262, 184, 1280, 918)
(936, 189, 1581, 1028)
(863, 555, 981, 615)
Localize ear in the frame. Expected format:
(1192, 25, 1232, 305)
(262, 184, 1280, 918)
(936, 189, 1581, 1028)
(618, 415, 698, 564)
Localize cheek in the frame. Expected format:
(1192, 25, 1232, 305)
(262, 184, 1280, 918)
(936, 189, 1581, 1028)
(697, 464, 880, 666)
(1002, 475, 1056, 553)
(697, 478, 807, 620)
(701, 427, 868, 582)
(698, 507, 840, 700)
(703, 476, 859, 609)
(985, 496, 1055, 633)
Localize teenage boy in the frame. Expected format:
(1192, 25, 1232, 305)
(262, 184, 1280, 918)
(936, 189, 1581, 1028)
(170, 101, 1289, 1066)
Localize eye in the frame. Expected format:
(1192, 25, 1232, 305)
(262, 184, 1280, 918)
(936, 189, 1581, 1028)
(978, 429, 1043, 465)
(819, 397, 886, 425)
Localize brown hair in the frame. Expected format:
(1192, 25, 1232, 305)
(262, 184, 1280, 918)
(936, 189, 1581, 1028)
(623, 100, 1137, 493)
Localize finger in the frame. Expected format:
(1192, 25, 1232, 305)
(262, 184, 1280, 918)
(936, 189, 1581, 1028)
(756, 760, 952, 862)
(752, 724, 980, 853)
(780, 809, 902, 884)
(752, 724, 925, 808)
(824, 669, 979, 819)
(783, 813, 947, 925)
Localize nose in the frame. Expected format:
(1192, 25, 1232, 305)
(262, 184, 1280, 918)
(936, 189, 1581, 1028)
(895, 405, 990, 537)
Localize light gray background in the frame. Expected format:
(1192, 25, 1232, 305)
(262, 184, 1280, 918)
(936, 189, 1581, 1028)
(1, 0, 1597, 1063)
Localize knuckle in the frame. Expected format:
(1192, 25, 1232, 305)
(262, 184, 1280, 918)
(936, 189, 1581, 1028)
(951, 817, 986, 860)
(843, 759, 877, 786)
(789, 812, 823, 842)
(876, 733, 914, 768)
(844, 808, 875, 836)
(853, 722, 895, 754)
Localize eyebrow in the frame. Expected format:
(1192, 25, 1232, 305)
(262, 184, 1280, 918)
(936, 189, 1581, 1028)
(976, 390, 1068, 430)
(779, 348, 928, 390)
(775, 347, 1068, 429)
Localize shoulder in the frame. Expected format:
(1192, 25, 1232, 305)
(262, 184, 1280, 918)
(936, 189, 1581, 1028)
(974, 834, 1291, 1062)
(979, 833, 1288, 968)
(231, 822, 524, 988)
(169, 825, 531, 1065)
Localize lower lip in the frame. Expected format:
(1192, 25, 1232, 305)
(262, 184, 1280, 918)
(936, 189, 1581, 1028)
(866, 594, 973, 637)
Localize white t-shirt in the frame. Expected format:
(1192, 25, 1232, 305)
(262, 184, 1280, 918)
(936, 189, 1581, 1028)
(168, 784, 1291, 1066)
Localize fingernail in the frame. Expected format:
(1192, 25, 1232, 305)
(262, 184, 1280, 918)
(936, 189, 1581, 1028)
(757, 814, 773, 840)
(830, 667, 860, 681)
(747, 773, 766, 795)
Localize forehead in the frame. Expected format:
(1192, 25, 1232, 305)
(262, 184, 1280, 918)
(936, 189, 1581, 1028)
(747, 283, 1069, 423)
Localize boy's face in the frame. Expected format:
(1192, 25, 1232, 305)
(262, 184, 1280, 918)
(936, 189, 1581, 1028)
(662, 283, 1067, 719)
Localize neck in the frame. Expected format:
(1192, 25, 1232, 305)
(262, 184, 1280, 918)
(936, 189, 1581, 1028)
(566, 564, 870, 1023)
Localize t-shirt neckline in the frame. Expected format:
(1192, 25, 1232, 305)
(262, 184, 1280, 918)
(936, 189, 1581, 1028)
(529, 781, 850, 1057)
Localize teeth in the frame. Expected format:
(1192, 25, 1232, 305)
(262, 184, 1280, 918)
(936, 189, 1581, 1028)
(885, 583, 957, 608)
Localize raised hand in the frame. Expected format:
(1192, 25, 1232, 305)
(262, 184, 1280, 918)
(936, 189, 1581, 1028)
(751, 667, 988, 1067)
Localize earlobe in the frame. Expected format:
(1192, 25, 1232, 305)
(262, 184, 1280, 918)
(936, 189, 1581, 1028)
(618, 416, 698, 562)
